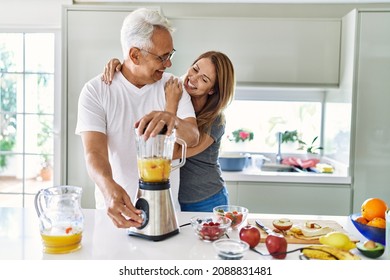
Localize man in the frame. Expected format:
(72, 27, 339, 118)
(75, 8, 199, 229)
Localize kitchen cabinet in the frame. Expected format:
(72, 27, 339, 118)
(170, 17, 341, 86)
(226, 181, 352, 215)
(351, 10, 390, 212)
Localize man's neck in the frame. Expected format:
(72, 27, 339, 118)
(121, 64, 145, 89)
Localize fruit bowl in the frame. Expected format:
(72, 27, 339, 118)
(350, 213, 386, 245)
(213, 239, 249, 260)
(213, 205, 248, 229)
(190, 215, 231, 242)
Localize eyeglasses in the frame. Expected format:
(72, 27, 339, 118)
(140, 48, 176, 64)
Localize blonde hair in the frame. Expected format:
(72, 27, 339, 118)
(192, 51, 235, 135)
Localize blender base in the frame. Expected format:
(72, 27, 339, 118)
(127, 228, 179, 242)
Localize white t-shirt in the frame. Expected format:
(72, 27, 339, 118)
(75, 72, 195, 210)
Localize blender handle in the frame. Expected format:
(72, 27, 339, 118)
(170, 137, 187, 172)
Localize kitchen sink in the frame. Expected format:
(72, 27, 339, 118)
(260, 163, 296, 172)
(260, 163, 318, 173)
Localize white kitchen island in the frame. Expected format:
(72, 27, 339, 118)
(0, 207, 384, 260)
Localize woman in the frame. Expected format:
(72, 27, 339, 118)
(103, 51, 235, 212)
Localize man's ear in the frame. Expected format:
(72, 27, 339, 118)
(129, 47, 140, 64)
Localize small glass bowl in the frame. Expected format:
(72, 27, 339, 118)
(213, 239, 250, 260)
(190, 215, 231, 242)
(213, 205, 249, 229)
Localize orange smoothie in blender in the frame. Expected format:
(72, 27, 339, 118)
(138, 157, 171, 182)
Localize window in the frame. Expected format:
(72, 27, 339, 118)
(222, 87, 324, 155)
(0, 32, 57, 208)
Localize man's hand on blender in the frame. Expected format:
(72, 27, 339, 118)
(135, 110, 178, 140)
(81, 131, 144, 229)
(103, 182, 144, 228)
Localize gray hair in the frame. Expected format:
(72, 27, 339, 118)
(120, 8, 174, 60)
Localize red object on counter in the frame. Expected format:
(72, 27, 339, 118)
(282, 157, 320, 169)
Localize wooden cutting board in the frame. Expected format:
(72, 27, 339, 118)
(248, 218, 360, 244)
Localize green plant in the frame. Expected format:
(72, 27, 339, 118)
(0, 135, 15, 169)
(0, 46, 17, 170)
(298, 136, 323, 154)
(36, 72, 53, 169)
(281, 130, 323, 154)
(37, 113, 53, 180)
(281, 130, 299, 144)
(229, 128, 254, 143)
(37, 113, 53, 169)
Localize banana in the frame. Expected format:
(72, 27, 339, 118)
(300, 245, 361, 260)
(301, 247, 338, 260)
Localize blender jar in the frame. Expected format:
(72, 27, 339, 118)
(135, 129, 186, 183)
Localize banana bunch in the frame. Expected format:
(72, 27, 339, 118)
(301, 245, 360, 260)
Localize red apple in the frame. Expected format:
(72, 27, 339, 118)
(265, 233, 288, 259)
(239, 225, 261, 248)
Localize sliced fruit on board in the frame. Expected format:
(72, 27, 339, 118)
(251, 218, 359, 244)
(272, 218, 293, 231)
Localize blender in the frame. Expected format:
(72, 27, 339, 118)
(128, 127, 186, 241)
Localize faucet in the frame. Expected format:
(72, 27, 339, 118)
(276, 132, 283, 164)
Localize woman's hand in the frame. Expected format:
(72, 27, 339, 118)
(165, 76, 183, 114)
(101, 58, 122, 84)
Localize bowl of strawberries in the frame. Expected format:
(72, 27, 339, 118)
(213, 205, 248, 229)
(190, 215, 231, 242)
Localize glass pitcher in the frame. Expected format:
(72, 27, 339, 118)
(135, 129, 187, 183)
(34, 185, 84, 254)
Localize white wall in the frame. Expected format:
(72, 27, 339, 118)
(3, 0, 390, 29)
(0, 0, 71, 27)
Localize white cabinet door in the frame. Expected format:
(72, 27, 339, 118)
(352, 11, 390, 212)
(226, 182, 238, 205)
(234, 182, 351, 215)
(170, 18, 341, 86)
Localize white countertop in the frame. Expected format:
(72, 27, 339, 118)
(0, 207, 382, 260)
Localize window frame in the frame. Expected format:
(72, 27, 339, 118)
(0, 27, 61, 207)
(226, 85, 326, 152)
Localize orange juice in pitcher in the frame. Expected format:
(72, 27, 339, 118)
(40, 226, 83, 254)
(35, 186, 84, 254)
